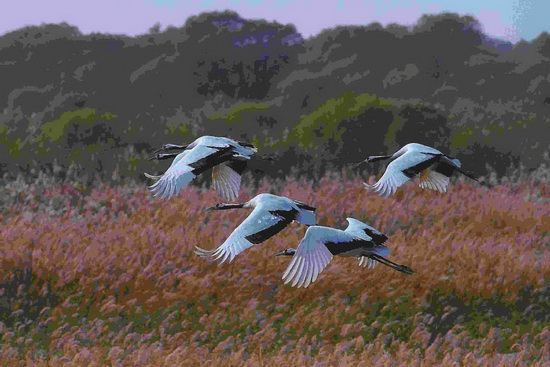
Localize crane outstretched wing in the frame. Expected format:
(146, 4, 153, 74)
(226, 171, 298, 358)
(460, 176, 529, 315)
(195, 204, 297, 264)
(418, 157, 462, 192)
(344, 218, 388, 244)
(146, 145, 232, 199)
(419, 169, 450, 193)
(282, 227, 365, 288)
(365, 151, 440, 197)
(147, 163, 196, 200)
(211, 160, 247, 201)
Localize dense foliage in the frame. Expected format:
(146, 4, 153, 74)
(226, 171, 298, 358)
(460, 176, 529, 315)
(0, 11, 549, 180)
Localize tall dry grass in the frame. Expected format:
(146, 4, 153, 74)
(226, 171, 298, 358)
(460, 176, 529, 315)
(0, 172, 548, 366)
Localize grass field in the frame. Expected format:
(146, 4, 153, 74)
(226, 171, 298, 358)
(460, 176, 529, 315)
(0, 171, 548, 366)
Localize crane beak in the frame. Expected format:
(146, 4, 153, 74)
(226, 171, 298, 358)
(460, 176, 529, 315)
(204, 204, 223, 212)
(352, 160, 367, 169)
(152, 148, 164, 155)
(148, 154, 159, 161)
(274, 249, 295, 256)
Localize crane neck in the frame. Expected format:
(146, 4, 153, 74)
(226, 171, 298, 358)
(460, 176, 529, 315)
(207, 203, 246, 211)
(367, 154, 392, 163)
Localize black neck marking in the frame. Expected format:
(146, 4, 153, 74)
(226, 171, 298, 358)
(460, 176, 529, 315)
(214, 203, 245, 210)
(154, 152, 180, 161)
(368, 155, 392, 163)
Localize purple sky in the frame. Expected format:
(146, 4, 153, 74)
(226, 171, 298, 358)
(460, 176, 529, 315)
(1, 0, 548, 42)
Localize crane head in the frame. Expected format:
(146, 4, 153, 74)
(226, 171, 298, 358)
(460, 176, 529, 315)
(153, 143, 188, 154)
(148, 153, 179, 161)
(204, 203, 223, 212)
(274, 248, 296, 257)
(352, 160, 367, 169)
(366, 154, 392, 163)
(203, 203, 245, 212)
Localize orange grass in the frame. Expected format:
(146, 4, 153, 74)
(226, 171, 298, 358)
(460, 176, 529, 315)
(0, 173, 548, 366)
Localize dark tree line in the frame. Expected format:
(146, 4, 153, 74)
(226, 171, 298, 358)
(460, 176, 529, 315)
(0, 11, 548, 181)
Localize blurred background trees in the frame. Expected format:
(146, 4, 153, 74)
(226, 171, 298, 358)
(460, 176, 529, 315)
(0, 11, 548, 183)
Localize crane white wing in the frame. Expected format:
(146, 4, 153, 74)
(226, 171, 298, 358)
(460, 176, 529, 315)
(344, 218, 388, 244)
(211, 161, 246, 201)
(366, 151, 439, 197)
(167, 149, 190, 169)
(418, 157, 461, 192)
(144, 150, 190, 181)
(146, 145, 227, 199)
(195, 203, 295, 264)
(282, 227, 363, 288)
(344, 218, 371, 241)
(419, 170, 450, 193)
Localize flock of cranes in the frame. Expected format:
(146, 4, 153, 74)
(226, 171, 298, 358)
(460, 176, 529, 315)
(145, 136, 477, 288)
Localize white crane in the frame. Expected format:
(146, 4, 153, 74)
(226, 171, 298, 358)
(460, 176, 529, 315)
(145, 136, 259, 201)
(358, 143, 477, 197)
(275, 218, 414, 288)
(195, 193, 316, 264)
